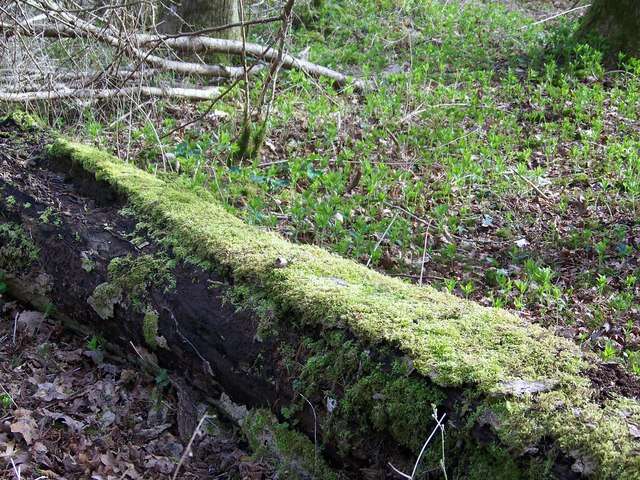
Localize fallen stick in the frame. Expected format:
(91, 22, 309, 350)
(0, 19, 360, 88)
(0, 85, 221, 102)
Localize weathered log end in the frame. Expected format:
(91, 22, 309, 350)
(1, 114, 639, 479)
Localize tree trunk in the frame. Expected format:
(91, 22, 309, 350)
(159, 0, 241, 41)
(578, 0, 640, 61)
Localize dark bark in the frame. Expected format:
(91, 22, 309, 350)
(0, 133, 276, 409)
(578, 0, 640, 61)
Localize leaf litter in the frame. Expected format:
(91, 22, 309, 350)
(0, 298, 278, 479)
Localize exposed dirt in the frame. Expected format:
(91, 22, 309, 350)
(587, 362, 640, 402)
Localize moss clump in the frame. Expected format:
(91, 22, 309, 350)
(290, 331, 448, 464)
(142, 309, 167, 350)
(0, 223, 39, 271)
(107, 253, 176, 308)
(1, 111, 41, 130)
(87, 282, 123, 320)
(244, 409, 339, 480)
(46, 138, 640, 478)
(87, 254, 176, 319)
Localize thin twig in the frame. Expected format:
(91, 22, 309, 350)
(503, 167, 549, 200)
(524, 4, 591, 28)
(298, 393, 318, 474)
(366, 213, 398, 267)
(388, 410, 447, 479)
(172, 413, 210, 480)
(12, 312, 18, 345)
(10, 457, 21, 480)
(418, 219, 433, 286)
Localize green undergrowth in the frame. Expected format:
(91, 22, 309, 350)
(22, 0, 640, 374)
(46, 138, 640, 478)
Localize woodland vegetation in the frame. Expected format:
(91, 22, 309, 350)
(0, 1, 640, 479)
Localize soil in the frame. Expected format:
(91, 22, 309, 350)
(587, 361, 640, 402)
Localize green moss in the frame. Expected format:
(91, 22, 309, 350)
(38, 207, 61, 225)
(1, 110, 41, 130)
(46, 138, 640, 478)
(80, 254, 95, 273)
(244, 409, 339, 480)
(87, 282, 123, 320)
(107, 253, 176, 308)
(143, 309, 166, 350)
(463, 444, 532, 480)
(87, 254, 175, 318)
(4, 196, 16, 209)
(291, 331, 447, 463)
(0, 223, 39, 271)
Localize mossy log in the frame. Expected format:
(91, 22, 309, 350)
(1, 116, 639, 479)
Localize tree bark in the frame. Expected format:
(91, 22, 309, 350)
(159, 0, 241, 41)
(578, 0, 640, 61)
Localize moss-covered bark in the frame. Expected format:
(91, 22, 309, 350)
(2, 114, 640, 478)
(43, 137, 640, 479)
(578, 0, 640, 61)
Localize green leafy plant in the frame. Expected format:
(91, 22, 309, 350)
(0, 393, 12, 410)
(86, 335, 105, 351)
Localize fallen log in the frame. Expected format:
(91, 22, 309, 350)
(1, 114, 639, 479)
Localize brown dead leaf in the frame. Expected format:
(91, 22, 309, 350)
(35, 382, 68, 401)
(10, 409, 38, 445)
(42, 409, 85, 433)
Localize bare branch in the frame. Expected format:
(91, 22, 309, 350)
(0, 19, 362, 87)
(0, 86, 221, 102)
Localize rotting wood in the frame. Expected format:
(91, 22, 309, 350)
(1, 116, 639, 479)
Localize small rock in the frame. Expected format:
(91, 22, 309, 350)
(497, 379, 557, 396)
(274, 257, 288, 268)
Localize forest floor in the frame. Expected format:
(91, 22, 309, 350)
(0, 299, 276, 479)
(58, 0, 638, 374)
(1, 0, 639, 477)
